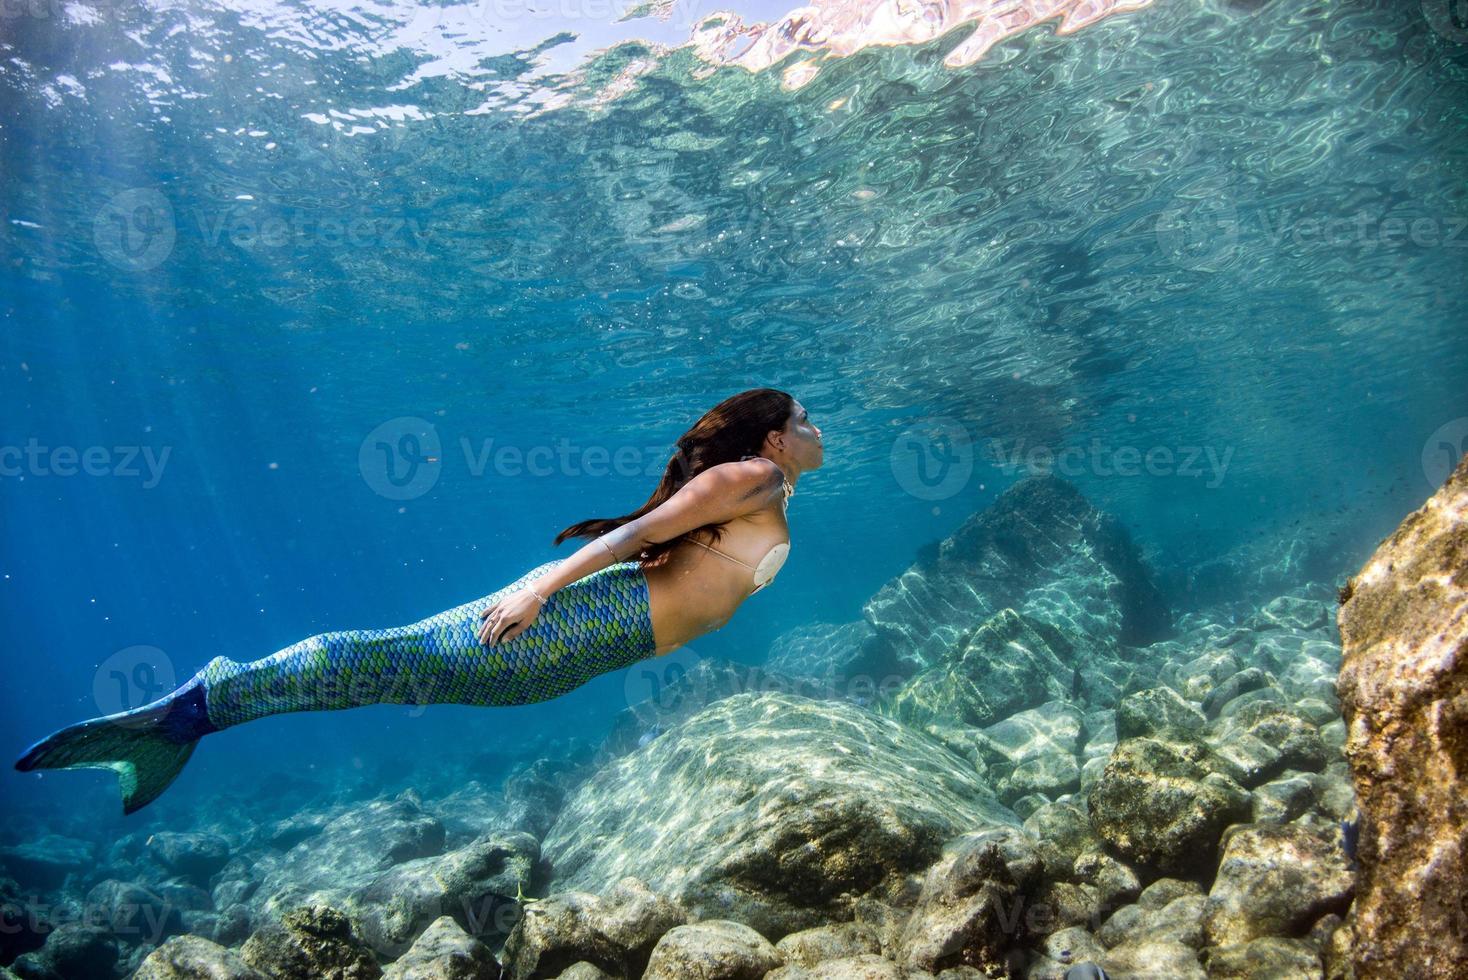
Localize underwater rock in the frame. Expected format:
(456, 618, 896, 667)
(1097, 937, 1204, 978)
(0, 877, 48, 963)
(895, 828, 1041, 975)
(1095, 878, 1206, 950)
(1248, 594, 1332, 633)
(264, 813, 330, 851)
(1086, 736, 1250, 877)
(501, 759, 579, 840)
(974, 701, 1085, 805)
(1199, 667, 1272, 719)
(499, 883, 685, 980)
(344, 830, 538, 959)
(132, 934, 269, 979)
(1068, 851, 1140, 915)
(240, 904, 381, 980)
(587, 876, 688, 980)
(146, 832, 231, 885)
(0, 835, 95, 891)
(863, 475, 1170, 669)
(552, 965, 616, 980)
(764, 620, 908, 694)
(1113, 687, 1206, 741)
(1025, 924, 1107, 978)
(84, 878, 186, 945)
(1201, 823, 1354, 949)
(597, 657, 814, 760)
(9, 922, 118, 980)
(1248, 630, 1343, 682)
(849, 897, 910, 961)
(542, 692, 1018, 940)
(1156, 648, 1242, 704)
(1022, 803, 1098, 882)
(886, 609, 1081, 730)
(258, 791, 446, 902)
(772, 921, 883, 968)
(642, 920, 781, 980)
(764, 953, 941, 978)
(1336, 453, 1468, 979)
(423, 780, 508, 847)
(1199, 935, 1321, 977)
(1174, 527, 1350, 613)
(1248, 774, 1318, 825)
(381, 915, 499, 980)
(1202, 703, 1328, 789)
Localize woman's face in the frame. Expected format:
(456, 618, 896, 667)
(780, 399, 824, 469)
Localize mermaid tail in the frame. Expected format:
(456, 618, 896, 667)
(15, 558, 658, 813)
(13, 677, 212, 814)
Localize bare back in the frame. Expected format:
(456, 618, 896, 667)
(634, 460, 792, 654)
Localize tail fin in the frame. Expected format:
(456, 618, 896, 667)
(14, 679, 215, 815)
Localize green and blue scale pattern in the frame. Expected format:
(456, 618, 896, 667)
(193, 558, 657, 729)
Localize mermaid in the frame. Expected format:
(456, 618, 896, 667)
(14, 388, 824, 813)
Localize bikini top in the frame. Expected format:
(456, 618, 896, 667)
(687, 459, 793, 594)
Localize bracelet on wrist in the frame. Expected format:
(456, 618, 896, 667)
(526, 585, 550, 604)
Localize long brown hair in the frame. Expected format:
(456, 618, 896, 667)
(553, 388, 795, 568)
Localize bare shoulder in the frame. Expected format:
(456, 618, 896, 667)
(702, 457, 784, 497)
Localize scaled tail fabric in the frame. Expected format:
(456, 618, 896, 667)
(14, 558, 657, 814)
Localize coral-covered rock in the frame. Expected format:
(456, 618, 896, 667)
(1336, 452, 1468, 978)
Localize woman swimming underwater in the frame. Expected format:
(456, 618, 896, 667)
(14, 388, 824, 814)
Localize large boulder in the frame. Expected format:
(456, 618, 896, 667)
(886, 610, 1100, 730)
(1336, 453, 1468, 978)
(542, 692, 1019, 939)
(862, 475, 1170, 668)
(1086, 736, 1250, 877)
(1201, 824, 1354, 948)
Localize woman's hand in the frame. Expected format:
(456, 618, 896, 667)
(478, 587, 546, 646)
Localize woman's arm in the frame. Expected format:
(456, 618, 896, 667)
(535, 456, 785, 597)
(478, 457, 784, 646)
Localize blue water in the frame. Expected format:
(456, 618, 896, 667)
(1, 0, 1465, 913)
